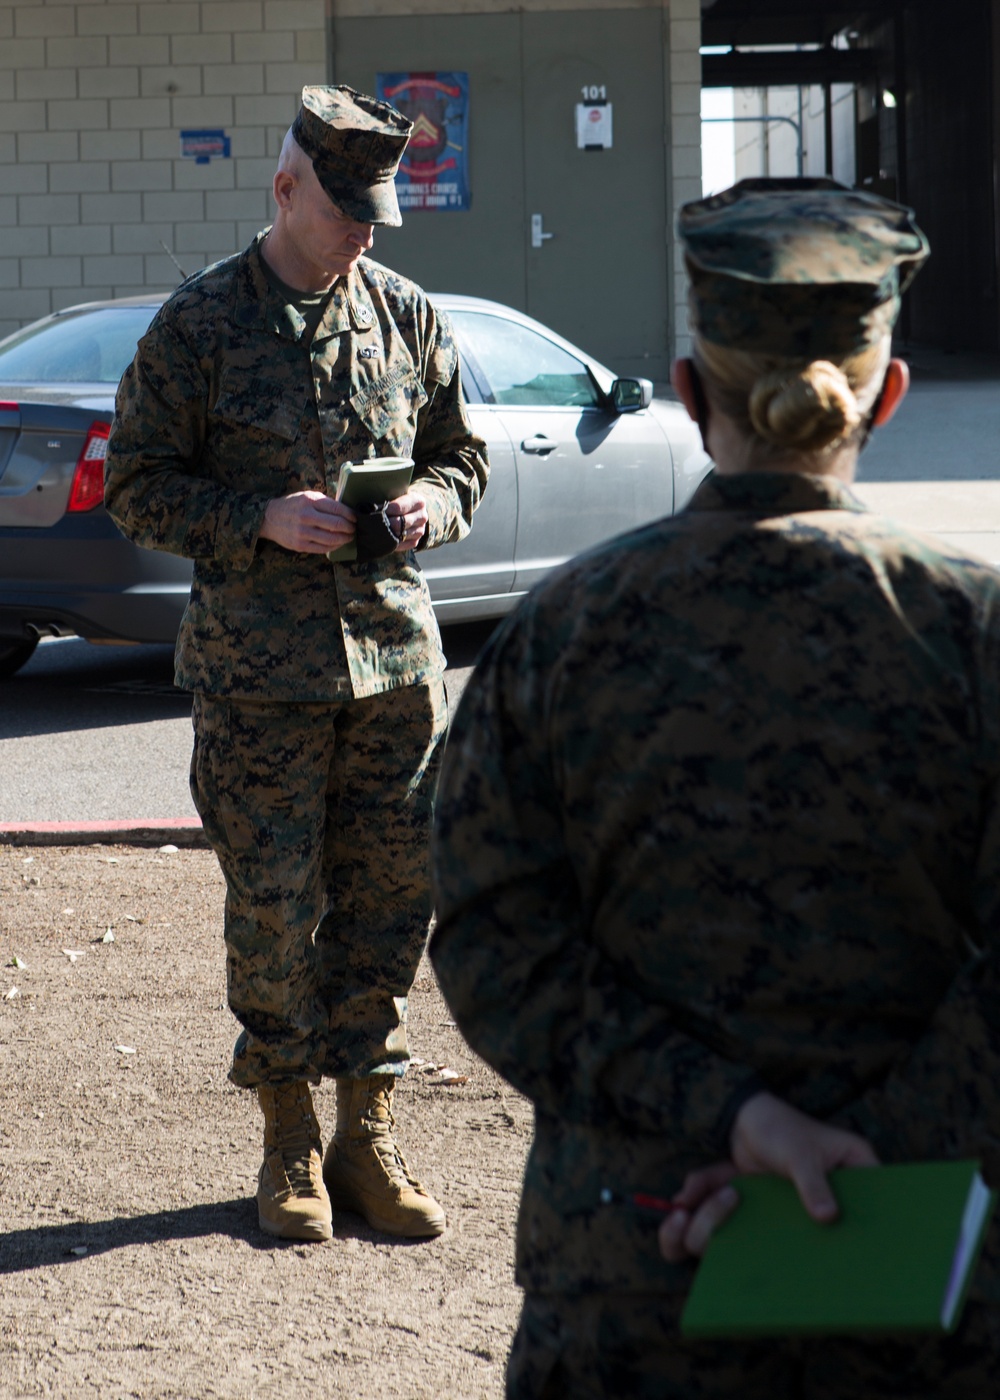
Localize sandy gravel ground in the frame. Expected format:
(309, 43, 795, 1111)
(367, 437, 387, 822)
(0, 845, 531, 1400)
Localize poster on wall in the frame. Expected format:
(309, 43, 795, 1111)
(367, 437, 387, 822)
(376, 72, 470, 212)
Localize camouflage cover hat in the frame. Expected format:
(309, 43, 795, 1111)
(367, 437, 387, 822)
(678, 177, 930, 356)
(292, 85, 413, 227)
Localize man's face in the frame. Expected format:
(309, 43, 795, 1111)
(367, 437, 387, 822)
(286, 163, 376, 279)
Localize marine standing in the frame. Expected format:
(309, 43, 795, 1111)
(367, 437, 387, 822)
(431, 179, 1000, 1396)
(105, 86, 488, 1243)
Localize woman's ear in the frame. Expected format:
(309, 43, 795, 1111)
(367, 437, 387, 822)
(671, 358, 700, 424)
(871, 358, 910, 427)
(672, 356, 713, 456)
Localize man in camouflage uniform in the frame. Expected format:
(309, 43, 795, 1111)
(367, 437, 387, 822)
(431, 179, 1000, 1395)
(105, 86, 488, 1244)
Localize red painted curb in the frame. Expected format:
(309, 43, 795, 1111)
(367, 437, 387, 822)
(0, 818, 207, 848)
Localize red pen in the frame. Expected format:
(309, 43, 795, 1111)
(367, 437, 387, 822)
(600, 1188, 684, 1216)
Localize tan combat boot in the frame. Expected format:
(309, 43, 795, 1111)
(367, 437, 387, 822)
(256, 1081, 333, 1242)
(323, 1075, 446, 1238)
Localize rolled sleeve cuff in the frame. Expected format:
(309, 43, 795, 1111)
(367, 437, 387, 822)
(709, 1073, 768, 1158)
(417, 481, 470, 551)
(215, 492, 271, 571)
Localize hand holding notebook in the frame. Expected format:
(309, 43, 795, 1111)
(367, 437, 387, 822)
(328, 455, 415, 563)
(679, 1160, 996, 1337)
(660, 1091, 879, 1263)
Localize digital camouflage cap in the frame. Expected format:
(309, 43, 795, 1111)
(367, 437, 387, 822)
(678, 177, 930, 356)
(292, 85, 413, 227)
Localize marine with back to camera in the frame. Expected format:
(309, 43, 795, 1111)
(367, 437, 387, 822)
(431, 178, 1000, 1396)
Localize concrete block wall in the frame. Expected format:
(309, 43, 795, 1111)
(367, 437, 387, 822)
(667, 0, 700, 362)
(0, 0, 326, 337)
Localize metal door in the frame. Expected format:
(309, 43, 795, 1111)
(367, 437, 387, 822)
(521, 8, 670, 379)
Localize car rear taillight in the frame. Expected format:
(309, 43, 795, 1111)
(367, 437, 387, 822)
(67, 422, 111, 513)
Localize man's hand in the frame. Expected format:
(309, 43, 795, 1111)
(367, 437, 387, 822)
(385, 491, 429, 552)
(259, 490, 356, 553)
(657, 1092, 879, 1264)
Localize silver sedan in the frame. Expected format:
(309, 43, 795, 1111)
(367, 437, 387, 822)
(0, 293, 709, 677)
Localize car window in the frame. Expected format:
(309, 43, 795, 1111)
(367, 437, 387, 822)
(0, 305, 156, 384)
(448, 310, 600, 408)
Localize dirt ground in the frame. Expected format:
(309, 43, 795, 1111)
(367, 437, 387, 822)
(0, 844, 532, 1400)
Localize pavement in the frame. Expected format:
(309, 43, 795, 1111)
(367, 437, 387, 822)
(0, 622, 496, 846)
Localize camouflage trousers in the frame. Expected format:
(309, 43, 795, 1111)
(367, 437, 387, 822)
(189, 680, 448, 1089)
(507, 1293, 1000, 1399)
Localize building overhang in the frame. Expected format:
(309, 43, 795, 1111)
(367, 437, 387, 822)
(702, 47, 880, 89)
(701, 0, 902, 50)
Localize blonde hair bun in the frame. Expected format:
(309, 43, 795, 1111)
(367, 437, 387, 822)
(747, 360, 862, 452)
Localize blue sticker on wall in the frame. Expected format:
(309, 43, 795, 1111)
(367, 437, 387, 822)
(377, 72, 470, 212)
(180, 129, 231, 164)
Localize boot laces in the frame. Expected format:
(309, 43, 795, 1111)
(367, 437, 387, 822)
(272, 1083, 323, 1196)
(364, 1098, 423, 1192)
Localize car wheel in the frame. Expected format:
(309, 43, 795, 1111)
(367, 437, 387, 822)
(0, 636, 39, 678)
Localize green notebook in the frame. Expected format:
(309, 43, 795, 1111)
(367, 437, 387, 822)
(327, 455, 415, 563)
(680, 1160, 996, 1338)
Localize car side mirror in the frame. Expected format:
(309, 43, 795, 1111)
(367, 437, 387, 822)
(611, 377, 653, 413)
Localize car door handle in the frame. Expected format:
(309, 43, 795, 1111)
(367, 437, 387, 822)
(520, 435, 558, 454)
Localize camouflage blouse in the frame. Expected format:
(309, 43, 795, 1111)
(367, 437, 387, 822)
(104, 233, 488, 700)
(431, 470, 1000, 1296)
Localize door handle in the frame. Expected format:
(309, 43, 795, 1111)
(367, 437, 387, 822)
(520, 435, 558, 454)
(531, 214, 555, 249)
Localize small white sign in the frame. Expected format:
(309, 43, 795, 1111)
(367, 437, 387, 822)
(576, 102, 613, 150)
